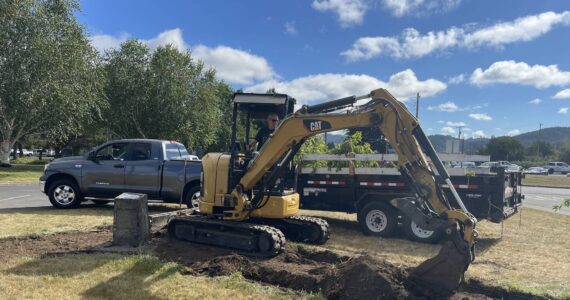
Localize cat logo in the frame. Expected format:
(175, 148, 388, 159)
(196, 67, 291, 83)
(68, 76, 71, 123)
(303, 119, 332, 132)
(310, 121, 322, 131)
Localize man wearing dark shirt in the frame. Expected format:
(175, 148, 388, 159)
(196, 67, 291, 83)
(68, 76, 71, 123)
(249, 113, 279, 151)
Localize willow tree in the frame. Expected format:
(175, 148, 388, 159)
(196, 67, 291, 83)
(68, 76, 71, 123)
(104, 41, 232, 152)
(0, 0, 105, 164)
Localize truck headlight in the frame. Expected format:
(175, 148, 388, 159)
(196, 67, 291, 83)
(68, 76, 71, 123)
(44, 163, 50, 171)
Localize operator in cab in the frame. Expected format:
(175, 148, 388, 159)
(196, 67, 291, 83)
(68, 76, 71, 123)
(249, 112, 279, 151)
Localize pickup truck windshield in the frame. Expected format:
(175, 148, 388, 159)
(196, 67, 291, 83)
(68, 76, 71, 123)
(165, 143, 191, 160)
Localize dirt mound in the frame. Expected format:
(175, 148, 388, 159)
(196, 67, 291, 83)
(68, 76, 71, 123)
(0, 227, 112, 261)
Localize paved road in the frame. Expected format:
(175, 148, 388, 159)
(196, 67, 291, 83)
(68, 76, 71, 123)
(521, 186, 570, 215)
(1, 184, 569, 215)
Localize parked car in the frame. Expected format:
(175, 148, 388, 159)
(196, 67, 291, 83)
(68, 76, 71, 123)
(544, 162, 570, 174)
(523, 167, 548, 175)
(33, 149, 56, 156)
(479, 161, 522, 172)
(40, 139, 201, 209)
(452, 161, 476, 168)
(10, 148, 33, 157)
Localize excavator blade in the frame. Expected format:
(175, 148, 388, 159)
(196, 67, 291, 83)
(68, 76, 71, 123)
(409, 236, 472, 297)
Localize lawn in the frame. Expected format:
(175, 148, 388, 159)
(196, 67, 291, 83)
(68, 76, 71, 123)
(0, 165, 43, 184)
(0, 254, 306, 299)
(0, 206, 568, 298)
(523, 174, 570, 188)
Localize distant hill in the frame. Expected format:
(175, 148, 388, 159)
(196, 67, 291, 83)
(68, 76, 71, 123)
(513, 126, 570, 147)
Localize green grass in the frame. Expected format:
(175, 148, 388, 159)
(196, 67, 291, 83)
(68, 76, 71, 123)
(0, 254, 306, 300)
(0, 165, 43, 184)
(523, 174, 570, 188)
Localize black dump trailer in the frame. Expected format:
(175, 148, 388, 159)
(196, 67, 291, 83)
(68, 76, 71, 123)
(296, 153, 523, 243)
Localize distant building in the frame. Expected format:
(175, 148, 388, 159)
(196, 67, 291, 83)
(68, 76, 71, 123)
(445, 139, 463, 154)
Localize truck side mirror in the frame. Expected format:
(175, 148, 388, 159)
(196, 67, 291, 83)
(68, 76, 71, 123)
(87, 151, 96, 161)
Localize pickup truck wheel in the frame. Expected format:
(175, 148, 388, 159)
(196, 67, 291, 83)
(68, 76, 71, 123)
(357, 202, 397, 237)
(548, 168, 554, 174)
(402, 216, 442, 244)
(184, 186, 201, 211)
(48, 179, 82, 209)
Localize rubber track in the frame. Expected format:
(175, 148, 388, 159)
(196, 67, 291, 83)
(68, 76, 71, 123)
(288, 215, 331, 245)
(168, 216, 286, 258)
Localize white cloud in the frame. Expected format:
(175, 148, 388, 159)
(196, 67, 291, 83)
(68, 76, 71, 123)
(427, 101, 460, 112)
(507, 129, 521, 136)
(436, 120, 444, 124)
(559, 107, 569, 114)
(529, 98, 543, 104)
(553, 89, 570, 99)
(312, 0, 367, 28)
(469, 113, 492, 121)
(448, 74, 465, 84)
(381, 0, 461, 17)
(441, 126, 455, 135)
(246, 69, 446, 105)
(446, 121, 466, 126)
(90, 33, 130, 53)
(192, 45, 277, 85)
(463, 11, 570, 47)
(284, 21, 297, 35)
(472, 130, 486, 138)
(90, 28, 277, 85)
(341, 11, 570, 61)
(470, 60, 570, 88)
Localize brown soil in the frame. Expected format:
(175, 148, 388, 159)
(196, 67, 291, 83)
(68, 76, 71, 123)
(0, 227, 112, 261)
(0, 229, 552, 300)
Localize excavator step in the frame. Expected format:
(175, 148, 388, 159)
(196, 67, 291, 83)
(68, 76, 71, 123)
(249, 215, 330, 245)
(167, 216, 286, 257)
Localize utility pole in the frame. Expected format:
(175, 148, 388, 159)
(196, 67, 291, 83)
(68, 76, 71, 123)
(537, 123, 542, 157)
(454, 126, 464, 154)
(415, 93, 420, 119)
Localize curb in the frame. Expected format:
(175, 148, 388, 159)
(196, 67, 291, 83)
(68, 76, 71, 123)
(522, 184, 570, 190)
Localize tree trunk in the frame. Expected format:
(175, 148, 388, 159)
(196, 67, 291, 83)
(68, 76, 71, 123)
(1, 140, 12, 164)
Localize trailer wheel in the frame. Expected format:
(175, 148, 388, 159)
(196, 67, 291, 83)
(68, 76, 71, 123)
(357, 202, 398, 237)
(402, 216, 442, 244)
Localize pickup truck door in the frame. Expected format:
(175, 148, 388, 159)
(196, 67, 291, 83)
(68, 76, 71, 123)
(83, 142, 129, 197)
(124, 142, 161, 197)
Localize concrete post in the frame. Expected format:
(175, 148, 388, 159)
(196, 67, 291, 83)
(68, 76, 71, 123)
(113, 193, 150, 247)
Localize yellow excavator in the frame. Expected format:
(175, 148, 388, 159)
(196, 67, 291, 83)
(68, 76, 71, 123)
(168, 88, 477, 294)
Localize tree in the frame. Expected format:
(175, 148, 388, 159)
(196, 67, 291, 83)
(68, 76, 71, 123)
(479, 136, 525, 161)
(104, 41, 232, 152)
(558, 140, 570, 163)
(0, 0, 106, 164)
(525, 141, 555, 158)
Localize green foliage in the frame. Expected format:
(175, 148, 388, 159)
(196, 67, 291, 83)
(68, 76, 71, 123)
(0, 0, 106, 163)
(558, 140, 570, 163)
(296, 131, 378, 169)
(103, 41, 232, 151)
(330, 131, 378, 167)
(479, 136, 525, 161)
(296, 135, 329, 168)
(11, 157, 50, 165)
(526, 141, 555, 157)
(553, 198, 570, 212)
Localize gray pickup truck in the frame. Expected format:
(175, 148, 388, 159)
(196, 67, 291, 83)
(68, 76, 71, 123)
(39, 139, 201, 209)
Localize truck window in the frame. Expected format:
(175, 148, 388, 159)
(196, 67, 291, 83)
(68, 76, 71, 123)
(132, 143, 152, 161)
(96, 143, 128, 161)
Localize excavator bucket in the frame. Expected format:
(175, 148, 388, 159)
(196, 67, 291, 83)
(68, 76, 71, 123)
(409, 233, 472, 297)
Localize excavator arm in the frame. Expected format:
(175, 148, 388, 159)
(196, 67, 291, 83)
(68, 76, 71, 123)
(232, 88, 476, 295)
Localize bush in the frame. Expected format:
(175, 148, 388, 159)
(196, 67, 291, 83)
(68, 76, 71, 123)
(11, 157, 51, 165)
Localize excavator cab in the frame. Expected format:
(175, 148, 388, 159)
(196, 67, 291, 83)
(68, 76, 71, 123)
(229, 93, 296, 193)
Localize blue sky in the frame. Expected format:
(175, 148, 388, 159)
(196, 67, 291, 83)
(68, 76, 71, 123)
(78, 0, 570, 138)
